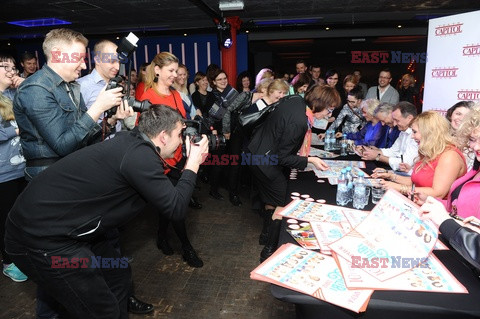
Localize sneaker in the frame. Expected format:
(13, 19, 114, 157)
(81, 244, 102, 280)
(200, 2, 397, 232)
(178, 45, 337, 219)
(3, 263, 28, 282)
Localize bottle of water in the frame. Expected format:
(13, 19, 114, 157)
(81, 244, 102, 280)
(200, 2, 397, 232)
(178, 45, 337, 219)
(353, 172, 367, 209)
(345, 166, 354, 203)
(340, 134, 348, 156)
(324, 128, 333, 151)
(336, 169, 348, 206)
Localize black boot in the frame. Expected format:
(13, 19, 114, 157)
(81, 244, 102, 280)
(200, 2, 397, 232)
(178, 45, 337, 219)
(182, 245, 204, 268)
(128, 295, 154, 314)
(156, 238, 174, 255)
(260, 219, 281, 262)
(259, 209, 275, 245)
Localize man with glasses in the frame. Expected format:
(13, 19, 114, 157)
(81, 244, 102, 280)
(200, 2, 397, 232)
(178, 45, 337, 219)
(366, 68, 399, 104)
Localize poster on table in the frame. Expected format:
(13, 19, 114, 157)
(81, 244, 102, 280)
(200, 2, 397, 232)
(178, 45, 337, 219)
(328, 189, 438, 281)
(275, 199, 369, 223)
(250, 243, 373, 313)
(305, 160, 368, 179)
(336, 253, 467, 293)
(423, 10, 480, 113)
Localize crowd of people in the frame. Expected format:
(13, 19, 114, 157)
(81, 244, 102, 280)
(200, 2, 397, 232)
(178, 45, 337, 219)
(1, 28, 480, 318)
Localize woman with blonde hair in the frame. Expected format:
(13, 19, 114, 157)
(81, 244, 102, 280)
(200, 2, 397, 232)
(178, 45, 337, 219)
(172, 63, 199, 119)
(0, 53, 28, 282)
(374, 110, 467, 199)
(417, 107, 480, 218)
(140, 52, 203, 268)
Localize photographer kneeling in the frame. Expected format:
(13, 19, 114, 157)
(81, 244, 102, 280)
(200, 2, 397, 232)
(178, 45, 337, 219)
(5, 104, 208, 319)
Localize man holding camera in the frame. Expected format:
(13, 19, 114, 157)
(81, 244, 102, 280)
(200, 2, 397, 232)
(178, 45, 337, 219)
(13, 28, 133, 181)
(78, 38, 154, 314)
(5, 104, 209, 319)
(78, 39, 125, 137)
(13, 28, 134, 318)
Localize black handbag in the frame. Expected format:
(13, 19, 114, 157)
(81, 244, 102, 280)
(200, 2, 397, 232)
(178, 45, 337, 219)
(238, 99, 278, 129)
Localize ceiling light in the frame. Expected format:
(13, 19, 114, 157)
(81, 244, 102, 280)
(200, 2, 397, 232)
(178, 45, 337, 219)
(7, 18, 71, 27)
(397, 25, 402, 28)
(325, 27, 330, 31)
(219, 0, 244, 11)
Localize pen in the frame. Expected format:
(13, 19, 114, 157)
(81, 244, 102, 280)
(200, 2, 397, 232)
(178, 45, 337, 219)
(400, 154, 404, 163)
(410, 184, 415, 201)
(450, 214, 480, 227)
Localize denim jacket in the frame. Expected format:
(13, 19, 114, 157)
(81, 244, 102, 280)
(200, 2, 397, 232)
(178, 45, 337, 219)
(13, 64, 101, 179)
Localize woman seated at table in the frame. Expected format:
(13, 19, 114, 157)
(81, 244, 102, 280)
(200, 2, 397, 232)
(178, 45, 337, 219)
(346, 98, 384, 147)
(420, 196, 480, 271)
(373, 111, 467, 199)
(446, 100, 475, 170)
(416, 107, 480, 218)
(248, 85, 340, 261)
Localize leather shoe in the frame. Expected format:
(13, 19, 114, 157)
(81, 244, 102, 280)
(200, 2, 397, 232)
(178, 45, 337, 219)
(182, 247, 204, 268)
(209, 190, 224, 200)
(229, 194, 242, 206)
(128, 295, 154, 314)
(156, 238, 174, 255)
(189, 196, 202, 209)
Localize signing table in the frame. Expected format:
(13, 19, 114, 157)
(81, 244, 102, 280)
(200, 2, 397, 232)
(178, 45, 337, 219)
(268, 153, 480, 319)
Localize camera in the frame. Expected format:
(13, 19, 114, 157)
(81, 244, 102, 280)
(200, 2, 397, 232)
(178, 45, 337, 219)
(104, 76, 151, 118)
(182, 115, 226, 156)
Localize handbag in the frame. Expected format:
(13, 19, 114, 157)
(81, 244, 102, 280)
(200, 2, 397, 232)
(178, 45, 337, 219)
(238, 98, 279, 129)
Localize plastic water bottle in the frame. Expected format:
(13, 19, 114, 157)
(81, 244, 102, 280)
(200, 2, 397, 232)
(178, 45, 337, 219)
(353, 172, 367, 209)
(324, 128, 333, 151)
(336, 169, 349, 206)
(345, 166, 354, 203)
(329, 129, 337, 150)
(340, 134, 348, 156)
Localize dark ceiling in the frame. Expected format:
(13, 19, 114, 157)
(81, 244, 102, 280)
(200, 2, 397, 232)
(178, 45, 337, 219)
(0, 0, 479, 40)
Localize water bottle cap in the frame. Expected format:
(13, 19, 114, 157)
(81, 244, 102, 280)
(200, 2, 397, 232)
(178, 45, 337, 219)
(341, 168, 346, 173)
(346, 167, 352, 171)
(358, 172, 364, 177)
(343, 134, 347, 137)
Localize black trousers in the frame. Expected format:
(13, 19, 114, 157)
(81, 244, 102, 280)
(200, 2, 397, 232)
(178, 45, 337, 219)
(5, 229, 131, 319)
(0, 177, 26, 264)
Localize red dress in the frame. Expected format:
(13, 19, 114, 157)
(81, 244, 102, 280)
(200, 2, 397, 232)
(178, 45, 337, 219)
(411, 146, 465, 188)
(140, 88, 186, 174)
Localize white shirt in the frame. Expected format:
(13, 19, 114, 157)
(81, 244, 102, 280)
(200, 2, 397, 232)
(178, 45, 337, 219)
(380, 128, 418, 172)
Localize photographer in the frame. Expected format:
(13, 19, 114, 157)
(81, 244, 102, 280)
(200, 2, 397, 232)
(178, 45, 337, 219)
(78, 39, 152, 314)
(5, 104, 209, 319)
(13, 28, 132, 180)
(78, 39, 132, 139)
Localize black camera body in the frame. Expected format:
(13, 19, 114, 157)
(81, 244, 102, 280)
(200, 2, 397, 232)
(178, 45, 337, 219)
(182, 115, 226, 156)
(104, 76, 151, 118)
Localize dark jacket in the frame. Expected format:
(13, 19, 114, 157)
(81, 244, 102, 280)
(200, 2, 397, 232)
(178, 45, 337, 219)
(247, 95, 308, 181)
(6, 130, 196, 250)
(440, 219, 480, 271)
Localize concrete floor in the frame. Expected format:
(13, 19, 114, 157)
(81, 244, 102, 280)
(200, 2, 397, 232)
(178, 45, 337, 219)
(0, 180, 296, 319)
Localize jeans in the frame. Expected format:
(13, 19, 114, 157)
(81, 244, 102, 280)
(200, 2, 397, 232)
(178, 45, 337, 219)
(5, 233, 131, 319)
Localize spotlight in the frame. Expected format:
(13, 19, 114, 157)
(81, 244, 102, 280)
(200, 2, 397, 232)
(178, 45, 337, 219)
(217, 19, 233, 49)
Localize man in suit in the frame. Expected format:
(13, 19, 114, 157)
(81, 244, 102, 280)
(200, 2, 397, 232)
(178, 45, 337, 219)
(365, 68, 399, 105)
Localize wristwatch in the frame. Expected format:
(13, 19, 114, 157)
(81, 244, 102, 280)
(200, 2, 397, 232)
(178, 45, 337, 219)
(375, 153, 381, 161)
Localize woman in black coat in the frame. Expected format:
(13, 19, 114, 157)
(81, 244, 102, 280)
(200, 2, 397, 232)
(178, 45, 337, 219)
(248, 84, 341, 260)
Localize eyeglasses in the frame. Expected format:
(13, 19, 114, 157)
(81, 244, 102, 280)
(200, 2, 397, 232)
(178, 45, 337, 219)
(0, 64, 18, 74)
(347, 99, 357, 104)
(327, 107, 335, 113)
